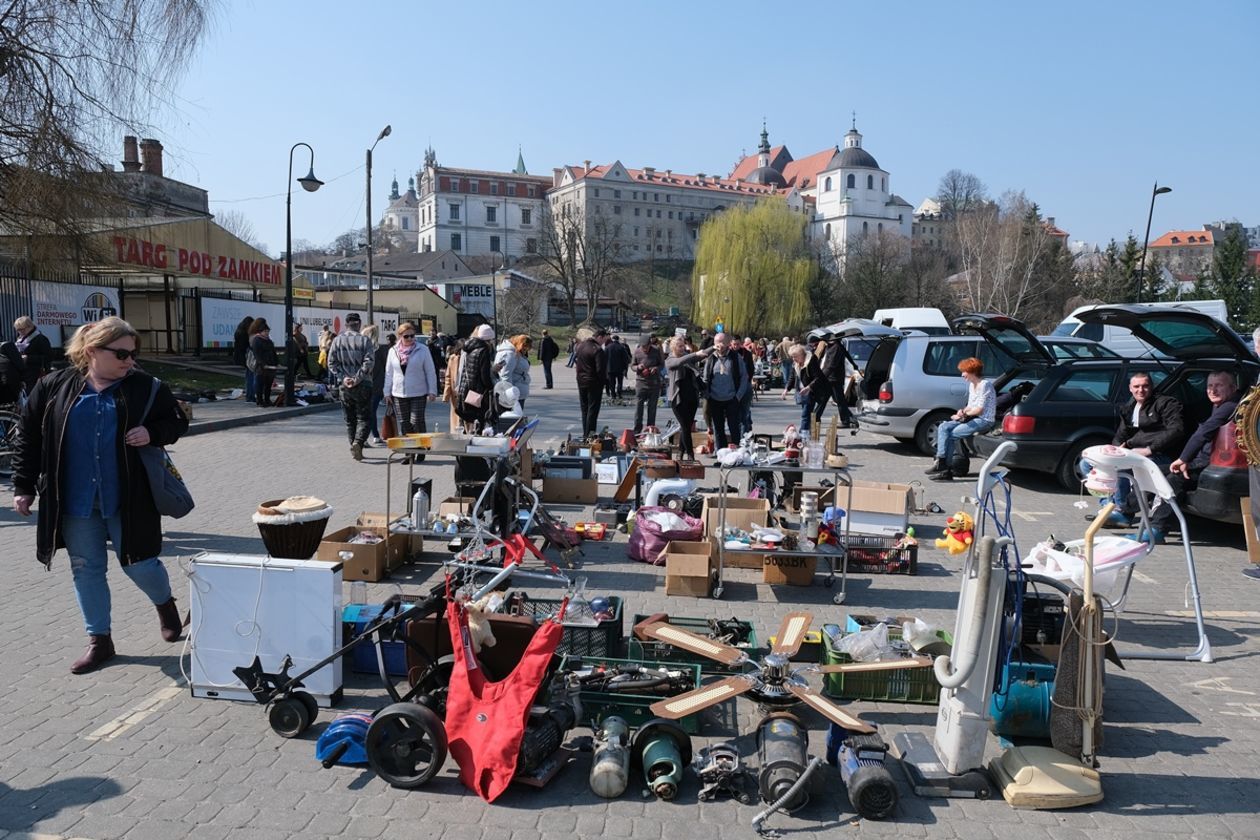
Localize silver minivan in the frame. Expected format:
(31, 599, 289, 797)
(846, 316, 1055, 454)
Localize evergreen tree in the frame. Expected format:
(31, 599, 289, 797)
(1120, 234, 1142, 302)
(1210, 225, 1256, 328)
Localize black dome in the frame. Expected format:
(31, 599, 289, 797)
(745, 165, 787, 187)
(837, 146, 880, 169)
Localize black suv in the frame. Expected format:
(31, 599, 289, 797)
(974, 306, 1257, 521)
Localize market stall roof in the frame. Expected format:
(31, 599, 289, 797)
(73, 217, 308, 289)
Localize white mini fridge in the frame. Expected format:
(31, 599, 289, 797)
(188, 552, 343, 707)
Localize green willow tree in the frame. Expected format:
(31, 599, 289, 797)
(691, 198, 815, 336)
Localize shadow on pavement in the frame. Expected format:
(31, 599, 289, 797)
(0, 776, 124, 833)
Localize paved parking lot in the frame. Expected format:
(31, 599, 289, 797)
(1, 362, 1258, 839)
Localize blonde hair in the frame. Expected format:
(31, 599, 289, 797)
(362, 324, 380, 341)
(65, 317, 139, 372)
(510, 334, 532, 353)
(13, 316, 34, 332)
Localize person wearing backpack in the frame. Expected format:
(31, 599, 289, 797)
(703, 332, 748, 450)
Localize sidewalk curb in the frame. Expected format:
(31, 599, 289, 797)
(184, 401, 340, 436)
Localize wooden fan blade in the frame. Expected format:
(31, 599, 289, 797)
(641, 622, 746, 666)
(786, 683, 875, 733)
(771, 611, 814, 657)
(815, 656, 933, 674)
(649, 676, 751, 719)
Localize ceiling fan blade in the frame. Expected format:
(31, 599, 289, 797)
(770, 611, 814, 657)
(815, 656, 934, 675)
(786, 683, 875, 733)
(641, 622, 747, 666)
(649, 675, 752, 719)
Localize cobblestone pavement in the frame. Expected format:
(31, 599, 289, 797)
(2, 363, 1258, 840)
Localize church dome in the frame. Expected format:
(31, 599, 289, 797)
(837, 145, 880, 170)
(746, 165, 787, 187)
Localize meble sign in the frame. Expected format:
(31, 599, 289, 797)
(111, 235, 284, 285)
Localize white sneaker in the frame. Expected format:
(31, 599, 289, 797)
(369, 436, 385, 446)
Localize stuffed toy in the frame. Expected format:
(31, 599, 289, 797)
(463, 594, 498, 654)
(935, 512, 974, 555)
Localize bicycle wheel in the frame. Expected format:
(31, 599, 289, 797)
(0, 409, 20, 478)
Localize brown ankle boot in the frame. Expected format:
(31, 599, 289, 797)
(71, 635, 116, 674)
(156, 598, 183, 642)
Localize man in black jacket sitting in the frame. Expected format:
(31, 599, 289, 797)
(1104, 371, 1184, 526)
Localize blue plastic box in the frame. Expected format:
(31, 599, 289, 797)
(342, 604, 408, 677)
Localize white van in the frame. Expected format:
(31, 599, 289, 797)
(1051, 300, 1229, 358)
(871, 307, 952, 336)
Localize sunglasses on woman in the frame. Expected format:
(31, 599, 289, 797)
(101, 346, 141, 361)
(399, 333, 416, 340)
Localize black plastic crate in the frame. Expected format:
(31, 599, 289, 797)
(503, 595, 625, 657)
(840, 534, 918, 575)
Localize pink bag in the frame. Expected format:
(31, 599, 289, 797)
(627, 506, 704, 565)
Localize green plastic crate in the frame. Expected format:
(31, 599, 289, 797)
(821, 622, 953, 705)
(626, 614, 758, 675)
(558, 654, 704, 733)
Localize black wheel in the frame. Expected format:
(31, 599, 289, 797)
(0, 409, 20, 477)
(1056, 438, 1106, 491)
(293, 690, 319, 723)
(269, 696, 311, 739)
(847, 764, 898, 820)
(914, 411, 953, 457)
(366, 702, 448, 789)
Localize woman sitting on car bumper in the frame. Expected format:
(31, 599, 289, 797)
(928, 356, 996, 481)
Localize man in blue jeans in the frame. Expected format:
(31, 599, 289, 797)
(928, 356, 995, 481)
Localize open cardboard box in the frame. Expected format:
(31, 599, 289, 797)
(317, 525, 406, 582)
(700, 495, 770, 569)
(357, 512, 423, 560)
(542, 477, 598, 504)
(663, 541, 715, 597)
(848, 479, 913, 535)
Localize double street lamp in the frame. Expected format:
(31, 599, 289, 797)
(365, 124, 392, 326)
(284, 143, 324, 407)
(1137, 182, 1172, 304)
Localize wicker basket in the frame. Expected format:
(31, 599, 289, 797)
(254, 499, 333, 559)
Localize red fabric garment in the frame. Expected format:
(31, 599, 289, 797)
(444, 600, 564, 802)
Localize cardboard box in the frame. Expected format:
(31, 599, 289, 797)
(763, 553, 817, 586)
(542, 477, 598, 504)
(317, 526, 406, 582)
(437, 496, 476, 517)
(848, 480, 913, 535)
(664, 541, 715, 597)
(518, 446, 535, 483)
(788, 486, 839, 513)
(356, 513, 423, 561)
(701, 495, 771, 570)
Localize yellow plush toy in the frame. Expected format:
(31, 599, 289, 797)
(935, 511, 975, 554)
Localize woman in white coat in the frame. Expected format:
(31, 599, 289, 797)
(384, 323, 438, 456)
(494, 334, 532, 408)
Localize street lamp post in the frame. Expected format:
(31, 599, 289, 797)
(365, 124, 392, 327)
(1137, 182, 1172, 304)
(284, 143, 324, 407)
(490, 250, 504, 336)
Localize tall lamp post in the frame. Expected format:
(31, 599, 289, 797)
(365, 125, 392, 327)
(490, 250, 504, 336)
(284, 143, 324, 407)
(1137, 182, 1172, 303)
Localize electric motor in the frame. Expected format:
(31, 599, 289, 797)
(757, 712, 810, 810)
(518, 702, 577, 774)
(589, 716, 631, 798)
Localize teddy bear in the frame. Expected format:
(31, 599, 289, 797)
(463, 594, 498, 654)
(935, 511, 974, 555)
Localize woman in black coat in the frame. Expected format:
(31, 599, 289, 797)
(455, 325, 497, 431)
(233, 316, 255, 401)
(665, 336, 710, 460)
(13, 315, 52, 392)
(12, 317, 189, 674)
(249, 318, 278, 407)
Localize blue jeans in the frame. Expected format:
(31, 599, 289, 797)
(780, 360, 795, 390)
(244, 369, 256, 402)
(936, 418, 994, 460)
(62, 511, 173, 635)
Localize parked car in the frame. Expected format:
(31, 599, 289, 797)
(1051, 300, 1228, 358)
(1040, 336, 1120, 361)
(846, 315, 1055, 454)
(871, 307, 953, 336)
(974, 306, 1257, 521)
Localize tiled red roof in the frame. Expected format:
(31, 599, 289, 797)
(1149, 230, 1214, 248)
(730, 145, 787, 181)
(561, 163, 780, 197)
(781, 147, 838, 190)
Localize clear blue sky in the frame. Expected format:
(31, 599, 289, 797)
(152, 0, 1258, 258)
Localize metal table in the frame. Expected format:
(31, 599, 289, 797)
(713, 462, 853, 603)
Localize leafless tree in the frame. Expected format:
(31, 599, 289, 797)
(498, 277, 549, 336)
(215, 209, 267, 253)
(535, 199, 626, 326)
(954, 191, 1056, 320)
(935, 169, 988, 220)
(0, 0, 211, 243)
